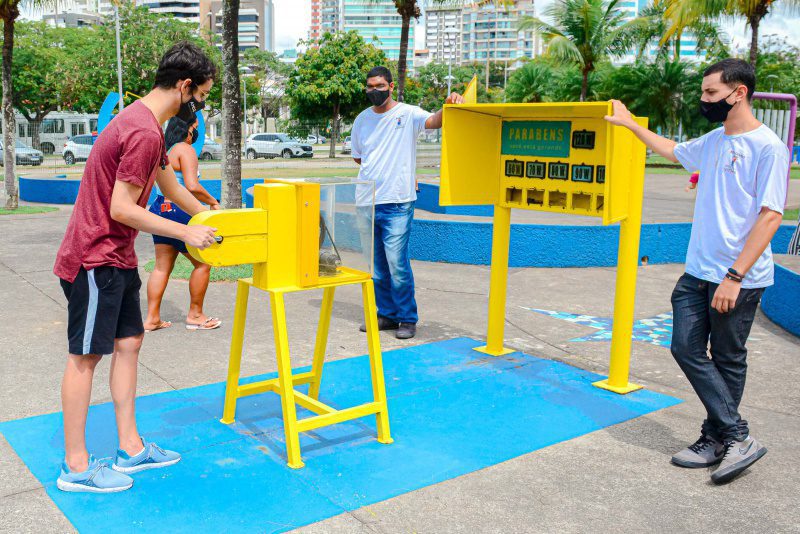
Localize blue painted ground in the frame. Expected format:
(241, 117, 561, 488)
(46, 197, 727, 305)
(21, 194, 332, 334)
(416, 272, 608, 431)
(0, 338, 680, 533)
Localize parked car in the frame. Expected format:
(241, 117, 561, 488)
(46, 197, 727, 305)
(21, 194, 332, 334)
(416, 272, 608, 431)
(0, 139, 43, 166)
(341, 136, 352, 154)
(244, 133, 313, 159)
(304, 134, 326, 145)
(62, 134, 95, 165)
(200, 137, 222, 160)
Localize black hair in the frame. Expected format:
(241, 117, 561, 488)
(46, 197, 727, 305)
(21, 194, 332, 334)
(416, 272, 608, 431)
(164, 117, 195, 150)
(366, 66, 393, 84)
(703, 59, 756, 102)
(153, 41, 217, 90)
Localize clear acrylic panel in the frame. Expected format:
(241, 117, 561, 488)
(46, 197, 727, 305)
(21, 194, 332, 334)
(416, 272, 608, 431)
(283, 177, 375, 277)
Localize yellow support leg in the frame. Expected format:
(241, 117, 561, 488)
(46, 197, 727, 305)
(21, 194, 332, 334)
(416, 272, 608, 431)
(221, 280, 250, 424)
(363, 281, 393, 444)
(270, 291, 305, 469)
(594, 171, 645, 395)
(308, 287, 336, 400)
(476, 205, 515, 357)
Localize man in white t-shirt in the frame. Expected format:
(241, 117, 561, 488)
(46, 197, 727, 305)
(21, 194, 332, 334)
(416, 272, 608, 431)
(605, 58, 788, 484)
(352, 66, 464, 339)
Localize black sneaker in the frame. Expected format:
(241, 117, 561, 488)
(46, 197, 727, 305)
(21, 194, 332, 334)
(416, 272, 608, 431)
(396, 323, 416, 339)
(710, 436, 768, 484)
(359, 316, 399, 332)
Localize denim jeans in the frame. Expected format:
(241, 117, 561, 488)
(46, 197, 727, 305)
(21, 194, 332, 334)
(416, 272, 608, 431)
(670, 273, 764, 442)
(358, 202, 417, 324)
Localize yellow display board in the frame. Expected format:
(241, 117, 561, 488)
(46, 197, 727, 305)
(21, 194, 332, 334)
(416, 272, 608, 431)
(440, 78, 647, 394)
(186, 180, 393, 467)
(440, 101, 646, 225)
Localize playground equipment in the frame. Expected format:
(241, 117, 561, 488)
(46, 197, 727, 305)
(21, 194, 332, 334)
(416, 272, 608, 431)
(440, 78, 648, 394)
(187, 178, 392, 468)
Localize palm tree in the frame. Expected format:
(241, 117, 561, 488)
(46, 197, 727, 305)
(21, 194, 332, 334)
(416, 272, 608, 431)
(663, 0, 800, 66)
(629, 2, 728, 61)
(518, 0, 634, 101)
(601, 58, 699, 138)
(220, 0, 243, 208)
(505, 60, 555, 103)
(0, 0, 56, 209)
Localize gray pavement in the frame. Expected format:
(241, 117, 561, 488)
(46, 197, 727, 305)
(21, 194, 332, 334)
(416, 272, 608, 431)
(1, 175, 800, 532)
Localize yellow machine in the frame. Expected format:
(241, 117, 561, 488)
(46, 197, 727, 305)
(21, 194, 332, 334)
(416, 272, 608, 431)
(440, 79, 648, 394)
(188, 179, 392, 468)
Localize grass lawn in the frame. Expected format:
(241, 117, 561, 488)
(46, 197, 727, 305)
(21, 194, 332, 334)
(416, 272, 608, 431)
(0, 206, 58, 215)
(143, 254, 252, 282)
(784, 208, 799, 221)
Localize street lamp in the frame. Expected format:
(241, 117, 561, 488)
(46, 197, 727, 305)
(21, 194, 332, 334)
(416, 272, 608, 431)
(765, 74, 779, 93)
(240, 66, 250, 138)
(114, 3, 124, 111)
(443, 27, 459, 95)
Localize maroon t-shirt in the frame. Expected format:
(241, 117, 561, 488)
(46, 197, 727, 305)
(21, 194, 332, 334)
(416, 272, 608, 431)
(54, 100, 168, 282)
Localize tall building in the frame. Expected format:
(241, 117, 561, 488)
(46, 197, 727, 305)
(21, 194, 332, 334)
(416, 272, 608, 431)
(43, 11, 103, 27)
(138, 0, 201, 24)
(201, 0, 276, 53)
(460, 1, 540, 65)
(617, 0, 704, 62)
(425, 5, 462, 65)
(309, 0, 341, 42)
(342, 0, 414, 63)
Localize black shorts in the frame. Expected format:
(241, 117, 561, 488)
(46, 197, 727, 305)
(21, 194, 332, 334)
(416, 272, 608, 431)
(59, 266, 144, 356)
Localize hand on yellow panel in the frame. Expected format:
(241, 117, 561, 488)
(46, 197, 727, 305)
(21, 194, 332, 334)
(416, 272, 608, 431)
(183, 224, 218, 249)
(604, 99, 637, 129)
(445, 92, 465, 105)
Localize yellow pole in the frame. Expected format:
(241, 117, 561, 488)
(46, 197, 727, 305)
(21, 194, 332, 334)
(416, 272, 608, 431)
(308, 287, 336, 400)
(220, 280, 250, 424)
(363, 281, 393, 444)
(271, 291, 305, 468)
(475, 205, 515, 356)
(593, 175, 644, 394)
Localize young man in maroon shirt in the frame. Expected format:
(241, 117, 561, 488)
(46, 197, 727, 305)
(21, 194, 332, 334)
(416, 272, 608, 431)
(53, 42, 219, 493)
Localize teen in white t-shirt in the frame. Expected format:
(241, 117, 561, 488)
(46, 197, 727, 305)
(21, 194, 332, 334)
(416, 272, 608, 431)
(605, 59, 788, 485)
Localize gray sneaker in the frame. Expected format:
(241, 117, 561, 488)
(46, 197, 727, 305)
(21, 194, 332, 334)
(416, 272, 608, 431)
(711, 436, 768, 484)
(671, 435, 724, 468)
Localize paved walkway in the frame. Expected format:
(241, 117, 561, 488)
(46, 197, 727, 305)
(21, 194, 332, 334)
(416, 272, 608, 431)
(1, 176, 799, 532)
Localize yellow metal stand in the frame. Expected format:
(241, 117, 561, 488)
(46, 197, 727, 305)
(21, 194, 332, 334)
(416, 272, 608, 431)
(475, 205, 515, 357)
(592, 133, 647, 394)
(440, 87, 649, 393)
(220, 270, 393, 469)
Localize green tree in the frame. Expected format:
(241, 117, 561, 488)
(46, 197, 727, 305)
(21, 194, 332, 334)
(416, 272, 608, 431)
(505, 60, 557, 103)
(628, 2, 728, 61)
(519, 0, 635, 101)
(0, 0, 56, 209)
(663, 0, 800, 66)
(287, 31, 386, 158)
(2, 21, 66, 152)
(755, 35, 800, 96)
(243, 47, 291, 127)
(598, 58, 703, 138)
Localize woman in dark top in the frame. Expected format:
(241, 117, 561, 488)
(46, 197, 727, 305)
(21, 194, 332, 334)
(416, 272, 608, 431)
(145, 117, 221, 331)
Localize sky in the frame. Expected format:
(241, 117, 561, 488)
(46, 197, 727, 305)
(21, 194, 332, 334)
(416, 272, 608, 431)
(274, 0, 800, 54)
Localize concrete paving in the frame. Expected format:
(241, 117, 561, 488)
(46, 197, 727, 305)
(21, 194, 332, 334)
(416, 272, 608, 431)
(1, 173, 799, 532)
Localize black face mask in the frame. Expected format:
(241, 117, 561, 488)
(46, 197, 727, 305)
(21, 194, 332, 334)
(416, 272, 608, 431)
(366, 89, 390, 107)
(189, 128, 199, 144)
(699, 88, 738, 123)
(177, 86, 205, 123)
